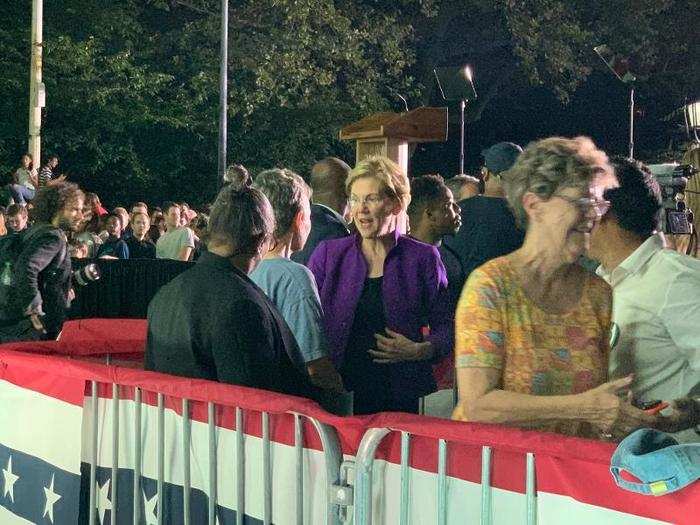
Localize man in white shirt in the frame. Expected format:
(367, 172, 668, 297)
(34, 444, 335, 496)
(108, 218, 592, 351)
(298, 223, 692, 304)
(589, 158, 700, 441)
(155, 201, 195, 261)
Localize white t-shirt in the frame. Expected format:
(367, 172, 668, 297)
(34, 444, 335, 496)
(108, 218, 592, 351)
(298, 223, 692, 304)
(15, 167, 36, 190)
(156, 227, 195, 260)
(597, 233, 700, 442)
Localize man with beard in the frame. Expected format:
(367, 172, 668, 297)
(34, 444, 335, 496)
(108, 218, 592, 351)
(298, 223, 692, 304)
(0, 182, 83, 341)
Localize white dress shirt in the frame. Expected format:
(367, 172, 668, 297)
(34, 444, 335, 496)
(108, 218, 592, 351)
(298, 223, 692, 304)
(597, 233, 700, 441)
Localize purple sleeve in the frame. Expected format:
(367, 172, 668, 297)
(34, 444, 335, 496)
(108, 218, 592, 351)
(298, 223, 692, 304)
(307, 241, 328, 292)
(425, 246, 453, 360)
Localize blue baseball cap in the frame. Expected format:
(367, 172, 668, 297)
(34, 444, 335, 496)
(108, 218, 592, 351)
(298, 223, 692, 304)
(481, 142, 523, 174)
(610, 429, 700, 496)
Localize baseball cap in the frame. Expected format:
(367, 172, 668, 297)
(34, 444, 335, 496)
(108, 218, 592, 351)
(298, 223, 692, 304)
(610, 428, 700, 496)
(481, 142, 523, 174)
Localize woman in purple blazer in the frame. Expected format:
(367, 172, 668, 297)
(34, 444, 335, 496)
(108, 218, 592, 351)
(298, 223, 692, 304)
(308, 156, 452, 414)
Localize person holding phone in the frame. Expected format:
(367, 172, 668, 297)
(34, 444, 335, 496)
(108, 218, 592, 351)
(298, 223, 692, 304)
(452, 137, 656, 440)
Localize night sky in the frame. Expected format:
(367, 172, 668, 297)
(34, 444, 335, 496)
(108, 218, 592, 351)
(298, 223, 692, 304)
(411, 70, 686, 177)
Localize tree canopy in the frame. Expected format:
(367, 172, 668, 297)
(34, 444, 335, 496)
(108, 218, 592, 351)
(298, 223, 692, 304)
(0, 0, 695, 207)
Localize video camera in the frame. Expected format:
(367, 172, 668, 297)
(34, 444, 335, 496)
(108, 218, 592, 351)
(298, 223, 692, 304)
(647, 163, 697, 235)
(72, 262, 100, 287)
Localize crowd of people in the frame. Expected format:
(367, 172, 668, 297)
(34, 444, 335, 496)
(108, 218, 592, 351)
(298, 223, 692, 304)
(1, 136, 699, 444)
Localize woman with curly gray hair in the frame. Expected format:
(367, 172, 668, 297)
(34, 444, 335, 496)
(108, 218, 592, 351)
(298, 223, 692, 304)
(453, 136, 658, 441)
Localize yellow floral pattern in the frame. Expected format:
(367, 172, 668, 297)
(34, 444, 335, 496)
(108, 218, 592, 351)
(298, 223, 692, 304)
(453, 256, 612, 434)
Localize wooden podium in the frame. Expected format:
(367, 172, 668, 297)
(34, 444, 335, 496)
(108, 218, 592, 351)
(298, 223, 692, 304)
(340, 107, 448, 174)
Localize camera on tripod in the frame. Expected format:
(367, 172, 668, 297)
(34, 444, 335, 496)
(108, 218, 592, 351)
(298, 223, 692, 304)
(647, 163, 697, 235)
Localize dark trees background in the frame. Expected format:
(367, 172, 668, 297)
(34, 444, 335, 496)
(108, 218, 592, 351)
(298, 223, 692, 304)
(1, 0, 697, 207)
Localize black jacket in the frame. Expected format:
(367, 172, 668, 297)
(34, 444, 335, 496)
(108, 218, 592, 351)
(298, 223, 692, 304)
(145, 252, 316, 399)
(443, 196, 524, 279)
(291, 203, 349, 266)
(9, 225, 72, 338)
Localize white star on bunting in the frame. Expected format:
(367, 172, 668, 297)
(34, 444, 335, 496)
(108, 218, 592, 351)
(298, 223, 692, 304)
(96, 479, 112, 524)
(2, 456, 19, 502)
(143, 490, 158, 525)
(43, 474, 61, 523)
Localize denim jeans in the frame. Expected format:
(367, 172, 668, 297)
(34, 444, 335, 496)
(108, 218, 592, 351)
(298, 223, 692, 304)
(8, 184, 35, 205)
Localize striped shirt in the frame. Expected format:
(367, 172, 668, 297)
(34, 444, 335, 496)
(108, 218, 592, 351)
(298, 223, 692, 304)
(38, 166, 54, 187)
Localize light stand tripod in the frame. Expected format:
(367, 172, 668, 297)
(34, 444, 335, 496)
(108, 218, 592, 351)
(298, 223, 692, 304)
(434, 65, 477, 173)
(594, 44, 637, 159)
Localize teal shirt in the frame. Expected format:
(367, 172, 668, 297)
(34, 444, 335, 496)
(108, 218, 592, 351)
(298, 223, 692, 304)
(250, 257, 329, 365)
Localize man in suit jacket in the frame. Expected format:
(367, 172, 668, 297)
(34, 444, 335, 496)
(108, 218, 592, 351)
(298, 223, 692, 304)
(292, 157, 351, 265)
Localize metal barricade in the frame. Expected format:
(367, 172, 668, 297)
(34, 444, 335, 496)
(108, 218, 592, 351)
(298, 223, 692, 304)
(83, 379, 346, 525)
(353, 427, 538, 525)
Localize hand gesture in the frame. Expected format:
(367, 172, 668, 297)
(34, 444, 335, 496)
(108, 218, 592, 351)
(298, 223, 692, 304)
(369, 328, 434, 364)
(580, 376, 657, 440)
(655, 398, 700, 434)
(29, 313, 47, 335)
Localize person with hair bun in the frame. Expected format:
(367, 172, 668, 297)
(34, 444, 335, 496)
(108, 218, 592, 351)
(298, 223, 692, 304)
(145, 179, 316, 399)
(223, 164, 252, 187)
(453, 137, 658, 440)
(308, 155, 451, 414)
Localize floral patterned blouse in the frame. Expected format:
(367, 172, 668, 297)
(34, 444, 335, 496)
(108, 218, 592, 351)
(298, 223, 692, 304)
(453, 256, 613, 436)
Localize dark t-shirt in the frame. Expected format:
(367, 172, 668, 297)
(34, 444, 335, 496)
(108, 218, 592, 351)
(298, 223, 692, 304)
(438, 242, 466, 311)
(443, 195, 524, 279)
(144, 252, 315, 399)
(97, 237, 130, 259)
(341, 277, 389, 414)
(126, 237, 156, 259)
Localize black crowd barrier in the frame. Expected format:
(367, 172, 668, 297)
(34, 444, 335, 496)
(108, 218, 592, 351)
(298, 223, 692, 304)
(69, 258, 193, 319)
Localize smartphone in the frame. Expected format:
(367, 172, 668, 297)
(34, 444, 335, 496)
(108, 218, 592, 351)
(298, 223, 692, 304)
(635, 399, 669, 414)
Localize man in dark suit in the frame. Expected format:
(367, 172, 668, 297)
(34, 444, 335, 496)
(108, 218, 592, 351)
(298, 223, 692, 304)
(292, 157, 351, 265)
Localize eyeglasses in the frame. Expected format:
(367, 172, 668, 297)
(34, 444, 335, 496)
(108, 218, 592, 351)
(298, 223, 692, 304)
(348, 194, 386, 208)
(554, 194, 611, 217)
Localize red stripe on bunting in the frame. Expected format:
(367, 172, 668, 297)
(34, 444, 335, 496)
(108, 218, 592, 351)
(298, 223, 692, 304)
(0, 351, 87, 406)
(2, 336, 699, 525)
(366, 412, 698, 524)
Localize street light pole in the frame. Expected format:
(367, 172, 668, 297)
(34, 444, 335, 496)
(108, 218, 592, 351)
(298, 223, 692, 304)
(459, 99, 466, 174)
(28, 0, 44, 166)
(217, 0, 228, 186)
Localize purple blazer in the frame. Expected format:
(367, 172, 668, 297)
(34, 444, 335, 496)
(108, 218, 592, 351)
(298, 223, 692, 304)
(308, 231, 453, 399)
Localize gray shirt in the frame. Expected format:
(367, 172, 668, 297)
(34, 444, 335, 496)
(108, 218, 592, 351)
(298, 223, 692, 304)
(156, 227, 195, 260)
(250, 257, 329, 366)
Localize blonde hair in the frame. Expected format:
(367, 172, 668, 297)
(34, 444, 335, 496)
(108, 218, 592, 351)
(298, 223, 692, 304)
(502, 136, 612, 227)
(346, 156, 411, 211)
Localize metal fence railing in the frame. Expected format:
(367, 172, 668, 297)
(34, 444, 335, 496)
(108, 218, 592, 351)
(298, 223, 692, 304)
(353, 427, 538, 525)
(83, 379, 345, 525)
